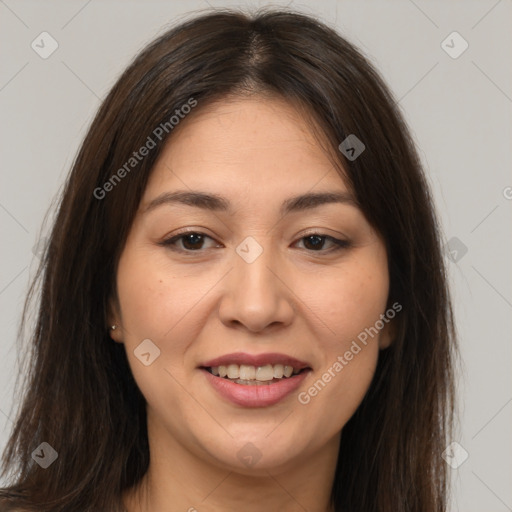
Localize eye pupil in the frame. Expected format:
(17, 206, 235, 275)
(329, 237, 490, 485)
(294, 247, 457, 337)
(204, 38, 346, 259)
(304, 235, 324, 250)
(182, 233, 204, 250)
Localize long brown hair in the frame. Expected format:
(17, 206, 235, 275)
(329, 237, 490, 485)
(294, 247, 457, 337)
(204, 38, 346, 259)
(0, 8, 457, 512)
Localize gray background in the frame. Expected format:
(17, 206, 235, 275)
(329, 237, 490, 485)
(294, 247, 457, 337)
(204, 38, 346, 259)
(1, 1, 511, 510)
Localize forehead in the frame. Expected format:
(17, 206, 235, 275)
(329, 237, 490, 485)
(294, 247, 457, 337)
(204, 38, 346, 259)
(143, 96, 349, 201)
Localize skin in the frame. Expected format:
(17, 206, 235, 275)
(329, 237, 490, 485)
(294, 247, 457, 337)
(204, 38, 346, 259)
(109, 95, 394, 512)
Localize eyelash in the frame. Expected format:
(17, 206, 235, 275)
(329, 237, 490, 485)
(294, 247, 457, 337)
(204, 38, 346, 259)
(159, 230, 351, 255)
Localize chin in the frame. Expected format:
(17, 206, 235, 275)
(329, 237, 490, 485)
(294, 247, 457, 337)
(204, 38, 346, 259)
(199, 434, 305, 474)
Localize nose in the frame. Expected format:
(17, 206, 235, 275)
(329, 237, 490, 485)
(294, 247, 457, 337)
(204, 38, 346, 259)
(217, 239, 295, 333)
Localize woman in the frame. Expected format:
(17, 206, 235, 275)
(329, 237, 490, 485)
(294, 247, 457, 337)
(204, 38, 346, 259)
(0, 8, 457, 512)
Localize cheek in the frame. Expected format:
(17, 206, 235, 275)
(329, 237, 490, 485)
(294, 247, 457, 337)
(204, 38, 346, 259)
(298, 254, 389, 351)
(114, 244, 230, 402)
(114, 260, 193, 419)
(293, 253, 388, 423)
(114, 246, 192, 385)
(115, 245, 211, 341)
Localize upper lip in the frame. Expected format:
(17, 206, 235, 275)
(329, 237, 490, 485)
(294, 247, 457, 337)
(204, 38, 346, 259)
(200, 352, 311, 370)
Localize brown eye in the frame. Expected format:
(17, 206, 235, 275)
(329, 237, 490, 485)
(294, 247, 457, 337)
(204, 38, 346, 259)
(296, 234, 350, 253)
(302, 235, 327, 250)
(179, 233, 206, 250)
(160, 232, 220, 252)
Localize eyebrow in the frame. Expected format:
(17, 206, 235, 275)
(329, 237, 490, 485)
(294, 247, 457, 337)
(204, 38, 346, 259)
(143, 189, 359, 216)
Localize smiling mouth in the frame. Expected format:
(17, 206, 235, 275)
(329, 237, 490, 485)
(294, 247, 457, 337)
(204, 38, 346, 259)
(201, 364, 310, 386)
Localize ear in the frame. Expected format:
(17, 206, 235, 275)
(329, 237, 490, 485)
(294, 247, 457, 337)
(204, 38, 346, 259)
(378, 316, 396, 350)
(107, 295, 124, 344)
(378, 300, 403, 350)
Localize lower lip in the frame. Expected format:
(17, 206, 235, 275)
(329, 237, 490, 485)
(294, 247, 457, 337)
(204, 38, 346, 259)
(201, 368, 310, 408)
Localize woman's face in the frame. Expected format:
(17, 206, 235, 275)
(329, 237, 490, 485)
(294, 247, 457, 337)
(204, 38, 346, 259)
(110, 95, 393, 474)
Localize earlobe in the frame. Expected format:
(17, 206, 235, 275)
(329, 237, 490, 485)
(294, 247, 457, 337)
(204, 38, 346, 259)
(378, 319, 396, 350)
(108, 323, 124, 343)
(107, 296, 124, 343)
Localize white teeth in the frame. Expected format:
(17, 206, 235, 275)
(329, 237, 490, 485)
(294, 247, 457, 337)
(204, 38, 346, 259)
(283, 365, 293, 378)
(255, 364, 274, 381)
(227, 364, 239, 379)
(273, 364, 284, 378)
(209, 363, 305, 381)
(239, 364, 256, 380)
